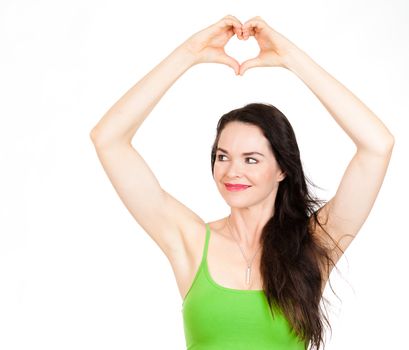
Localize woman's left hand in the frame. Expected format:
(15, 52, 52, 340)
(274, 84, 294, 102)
(239, 16, 299, 75)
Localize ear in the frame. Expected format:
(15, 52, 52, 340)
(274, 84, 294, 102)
(277, 170, 286, 182)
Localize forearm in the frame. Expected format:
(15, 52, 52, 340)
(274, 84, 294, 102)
(90, 44, 196, 147)
(284, 47, 395, 154)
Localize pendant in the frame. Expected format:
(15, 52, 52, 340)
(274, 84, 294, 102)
(246, 266, 251, 285)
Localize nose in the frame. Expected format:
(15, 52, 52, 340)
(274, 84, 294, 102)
(226, 159, 244, 179)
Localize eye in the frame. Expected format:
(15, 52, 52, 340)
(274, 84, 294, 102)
(216, 154, 258, 164)
(246, 157, 258, 164)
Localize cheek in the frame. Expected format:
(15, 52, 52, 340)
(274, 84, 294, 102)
(213, 163, 222, 179)
(213, 165, 226, 186)
(253, 165, 275, 180)
(262, 169, 276, 182)
(254, 167, 280, 190)
(213, 161, 278, 186)
(213, 162, 273, 180)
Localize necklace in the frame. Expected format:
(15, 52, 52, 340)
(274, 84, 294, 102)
(226, 214, 262, 289)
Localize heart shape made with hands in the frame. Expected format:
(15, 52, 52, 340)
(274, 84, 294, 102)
(194, 16, 289, 75)
(224, 34, 260, 66)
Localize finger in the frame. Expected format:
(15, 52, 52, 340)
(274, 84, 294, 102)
(219, 15, 243, 39)
(220, 15, 242, 28)
(228, 21, 243, 40)
(242, 16, 265, 27)
(233, 25, 244, 40)
(227, 23, 242, 40)
(242, 26, 256, 40)
(222, 14, 243, 27)
(224, 15, 244, 39)
(239, 57, 262, 76)
(243, 21, 263, 34)
(242, 17, 266, 36)
(218, 54, 241, 75)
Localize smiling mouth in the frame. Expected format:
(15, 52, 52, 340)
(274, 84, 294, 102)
(224, 183, 252, 191)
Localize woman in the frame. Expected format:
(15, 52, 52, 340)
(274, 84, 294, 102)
(90, 15, 394, 350)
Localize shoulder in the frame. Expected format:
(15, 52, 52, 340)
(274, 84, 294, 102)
(176, 217, 227, 258)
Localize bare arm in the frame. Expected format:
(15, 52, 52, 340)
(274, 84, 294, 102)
(89, 46, 195, 146)
(90, 16, 243, 146)
(89, 16, 243, 258)
(285, 43, 394, 276)
(239, 16, 395, 278)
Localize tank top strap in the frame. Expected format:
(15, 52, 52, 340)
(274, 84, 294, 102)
(201, 223, 211, 266)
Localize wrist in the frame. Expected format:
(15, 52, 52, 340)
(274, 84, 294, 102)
(281, 45, 310, 72)
(172, 43, 200, 68)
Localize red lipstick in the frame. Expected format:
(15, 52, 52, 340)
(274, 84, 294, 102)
(224, 183, 252, 191)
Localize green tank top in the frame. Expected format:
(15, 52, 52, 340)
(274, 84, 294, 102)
(182, 223, 308, 350)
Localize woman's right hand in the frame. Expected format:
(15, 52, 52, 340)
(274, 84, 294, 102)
(179, 15, 244, 75)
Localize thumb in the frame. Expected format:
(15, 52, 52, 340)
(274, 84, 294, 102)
(218, 53, 240, 75)
(239, 57, 262, 76)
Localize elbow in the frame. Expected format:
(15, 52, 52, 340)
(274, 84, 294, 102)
(378, 134, 395, 155)
(89, 127, 108, 147)
(89, 128, 130, 149)
(89, 128, 96, 140)
(359, 133, 395, 156)
(384, 133, 395, 151)
(89, 128, 100, 143)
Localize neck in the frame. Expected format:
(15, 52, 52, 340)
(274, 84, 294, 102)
(226, 206, 274, 250)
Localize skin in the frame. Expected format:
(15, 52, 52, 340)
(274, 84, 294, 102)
(213, 121, 286, 251)
(90, 15, 394, 296)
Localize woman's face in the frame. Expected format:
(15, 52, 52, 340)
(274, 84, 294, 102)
(213, 121, 286, 209)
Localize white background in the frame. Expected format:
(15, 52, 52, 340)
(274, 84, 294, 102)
(1, 0, 408, 349)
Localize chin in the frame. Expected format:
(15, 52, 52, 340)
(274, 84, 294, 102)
(222, 195, 253, 207)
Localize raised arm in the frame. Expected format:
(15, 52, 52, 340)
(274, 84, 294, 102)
(90, 16, 243, 146)
(89, 16, 243, 258)
(239, 16, 395, 278)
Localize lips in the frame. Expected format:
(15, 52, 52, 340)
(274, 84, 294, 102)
(224, 183, 252, 191)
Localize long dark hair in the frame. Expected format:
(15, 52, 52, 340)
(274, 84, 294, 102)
(210, 102, 343, 350)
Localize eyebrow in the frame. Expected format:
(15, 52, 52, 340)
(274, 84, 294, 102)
(216, 147, 265, 157)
